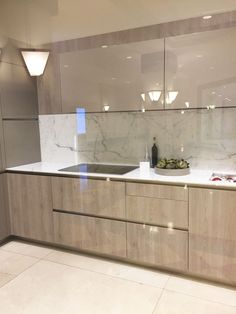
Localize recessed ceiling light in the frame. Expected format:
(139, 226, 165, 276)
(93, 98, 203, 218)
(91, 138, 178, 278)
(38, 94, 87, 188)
(211, 91, 216, 95)
(181, 110, 185, 115)
(185, 101, 190, 108)
(126, 56, 132, 59)
(101, 45, 108, 48)
(196, 54, 203, 58)
(203, 15, 212, 20)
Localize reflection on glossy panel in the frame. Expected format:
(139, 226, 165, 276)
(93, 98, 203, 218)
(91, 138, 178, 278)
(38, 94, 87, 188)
(165, 27, 236, 109)
(59, 38, 164, 112)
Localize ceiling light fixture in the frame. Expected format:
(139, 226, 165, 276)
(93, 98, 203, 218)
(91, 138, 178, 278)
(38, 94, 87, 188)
(126, 56, 132, 59)
(148, 90, 162, 102)
(103, 105, 110, 112)
(21, 50, 49, 76)
(166, 91, 178, 104)
(101, 45, 108, 48)
(203, 15, 212, 20)
(141, 93, 146, 101)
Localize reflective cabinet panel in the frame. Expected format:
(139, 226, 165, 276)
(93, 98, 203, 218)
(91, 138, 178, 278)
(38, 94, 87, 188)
(59, 38, 164, 112)
(165, 27, 236, 109)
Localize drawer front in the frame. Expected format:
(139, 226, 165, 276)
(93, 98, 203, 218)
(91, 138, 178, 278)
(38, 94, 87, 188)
(127, 222, 188, 271)
(126, 182, 188, 201)
(126, 196, 188, 229)
(53, 212, 126, 258)
(52, 177, 126, 219)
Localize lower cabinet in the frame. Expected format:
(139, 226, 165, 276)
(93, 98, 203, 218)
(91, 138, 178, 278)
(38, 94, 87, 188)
(127, 222, 188, 271)
(189, 188, 236, 284)
(8, 173, 54, 242)
(53, 212, 127, 258)
(0, 174, 10, 241)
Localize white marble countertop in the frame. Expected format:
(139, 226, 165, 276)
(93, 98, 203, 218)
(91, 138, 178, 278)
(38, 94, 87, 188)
(6, 162, 236, 190)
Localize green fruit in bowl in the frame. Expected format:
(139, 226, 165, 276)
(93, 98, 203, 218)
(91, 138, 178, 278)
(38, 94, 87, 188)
(166, 162, 176, 169)
(156, 158, 189, 169)
(156, 159, 167, 169)
(176, 159, 189, 169)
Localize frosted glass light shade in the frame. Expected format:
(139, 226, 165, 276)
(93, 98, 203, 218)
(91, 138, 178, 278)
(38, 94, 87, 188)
(21, 50, 49, 76)
(166, 91, 178, 104)
(148, 90, 162, 102)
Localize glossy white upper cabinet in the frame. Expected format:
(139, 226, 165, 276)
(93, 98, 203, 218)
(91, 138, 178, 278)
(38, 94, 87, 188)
(59, 38, 164, 113)
(165, 27, 236, 109)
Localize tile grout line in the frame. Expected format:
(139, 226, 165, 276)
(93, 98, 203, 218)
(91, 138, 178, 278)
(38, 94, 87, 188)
(151, 288, 165, 314)
(0, 258, 42, 290)
(41, 257, 167, 289)
(151, 275, 172, 314)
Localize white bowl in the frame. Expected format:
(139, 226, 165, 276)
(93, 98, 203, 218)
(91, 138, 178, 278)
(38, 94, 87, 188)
(155, 167, 190, 176)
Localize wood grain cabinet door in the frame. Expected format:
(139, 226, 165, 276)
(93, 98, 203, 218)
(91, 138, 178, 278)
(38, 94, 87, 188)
(52, 177, 126, 219)
(127, 222, 188, 271)
(126, 195, 188, 229)
(0, 174, 10, 241)
(189, 188, 236, 284)
(8, 174, 53, 242)
(53, 212, 126, 258)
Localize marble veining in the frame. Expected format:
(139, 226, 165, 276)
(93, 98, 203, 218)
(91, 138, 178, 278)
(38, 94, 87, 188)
(39, 108, 236, 171)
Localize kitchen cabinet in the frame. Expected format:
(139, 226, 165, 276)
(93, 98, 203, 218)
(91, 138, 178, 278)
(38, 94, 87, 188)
(189, 187, 236, 284)
(165, 27, 236, 109)
(127, 222, 188, 271)
(52, 177, 126, 219)
(3, 120, 41, 167)
(126, 195, 188, 229)
(8, 173, 53, 242)
(38, 38, 164, 113)
(0, 174, 10, 241)
(126, 182, 188, 201)
(53, 211, 126, 257)
(0, 62, 38, 118)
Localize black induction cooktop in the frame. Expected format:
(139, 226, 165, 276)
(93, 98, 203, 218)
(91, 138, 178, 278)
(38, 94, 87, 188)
(59, 164, 138, 175)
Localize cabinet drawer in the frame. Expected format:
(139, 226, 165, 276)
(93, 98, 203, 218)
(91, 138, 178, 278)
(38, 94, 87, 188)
(127, 222, 188, 271)
(126, 182, 188, 201)
(126, 196, 188, 229)
(52, 177, 126, 219)
(53, 212, 126, 258)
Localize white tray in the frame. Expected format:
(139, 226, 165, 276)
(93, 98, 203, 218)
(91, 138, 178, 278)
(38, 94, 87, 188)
(155, 167, 190, 176)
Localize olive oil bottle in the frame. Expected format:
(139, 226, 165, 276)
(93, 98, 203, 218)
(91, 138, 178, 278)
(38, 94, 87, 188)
(151, 137, 158, 168)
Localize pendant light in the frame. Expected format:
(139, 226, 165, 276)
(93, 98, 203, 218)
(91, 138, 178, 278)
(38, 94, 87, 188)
(21, 49, 49, 76)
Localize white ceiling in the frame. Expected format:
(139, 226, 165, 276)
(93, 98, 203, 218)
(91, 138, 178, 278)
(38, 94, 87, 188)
(1, 0, 236, 44)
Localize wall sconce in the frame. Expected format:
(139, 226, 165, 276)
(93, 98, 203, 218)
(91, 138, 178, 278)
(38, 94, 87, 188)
(21, 49, 50, 76)
(141, 93, 146, 101)
(148, 90, 162, 102)
(166, 91, 178, 104)
(103, 105, 110, 111)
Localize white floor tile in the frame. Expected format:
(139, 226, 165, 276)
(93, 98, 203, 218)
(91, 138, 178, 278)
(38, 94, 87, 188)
(45, 250, 169, 288)
(0, 250, 38, 275)
(154, 290, 236, 314)
(0, 260, 162, 314)
(0, 241, 52, 258)
(0, 273, 15, 288)
(166, 276, 236, 307)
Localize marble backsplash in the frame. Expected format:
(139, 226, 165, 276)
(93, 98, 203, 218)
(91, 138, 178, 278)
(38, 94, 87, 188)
(39, 108, 236, 171)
